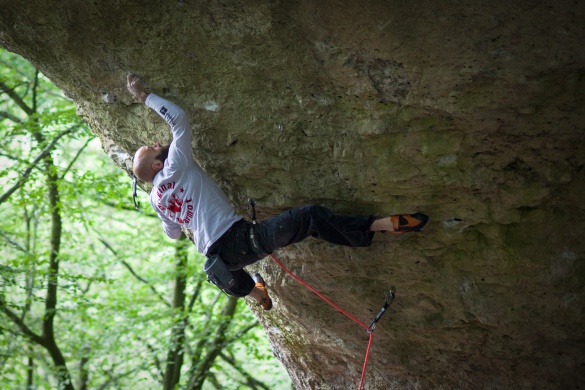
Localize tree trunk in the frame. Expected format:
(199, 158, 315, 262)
(0, 69, 75, 390)
(44, 339, 74, 390)
(163, 235, 189, 390)
(34, 103, 74, 390)
(26, 353, 34, 390)
(78, 345, 90, 390)
(186, 296, 239, 390)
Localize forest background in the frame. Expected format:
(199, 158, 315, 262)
(0, 49, 291, 390)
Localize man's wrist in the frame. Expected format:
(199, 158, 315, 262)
(139, 91, 149, 103)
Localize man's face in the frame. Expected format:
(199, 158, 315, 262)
(137, 142, 162, 158)
(136, 143, 169, 162)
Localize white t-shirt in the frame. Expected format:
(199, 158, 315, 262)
(146, 94, 241, 254)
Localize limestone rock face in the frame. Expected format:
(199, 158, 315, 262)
(1, 1, 584, 388)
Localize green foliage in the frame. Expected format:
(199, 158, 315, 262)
(0, 49, 291, 390)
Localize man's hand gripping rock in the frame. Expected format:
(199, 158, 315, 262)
(127, 73, 149, 103)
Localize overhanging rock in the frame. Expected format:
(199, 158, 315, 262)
(1, 1, 584, 388)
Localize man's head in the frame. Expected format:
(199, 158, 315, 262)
(132, 143, 170, 182)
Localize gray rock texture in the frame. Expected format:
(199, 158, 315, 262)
(1, 0, 584, 388)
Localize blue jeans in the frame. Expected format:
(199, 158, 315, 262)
(208, 205, 375, 297)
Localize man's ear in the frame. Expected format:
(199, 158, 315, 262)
(152, 159, 163, 171)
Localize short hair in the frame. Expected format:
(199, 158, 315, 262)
(132, 147, 156, 182)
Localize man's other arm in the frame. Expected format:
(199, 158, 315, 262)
(158, 211, 182, 239)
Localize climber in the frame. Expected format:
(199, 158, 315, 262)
(127, 73, 429, 311)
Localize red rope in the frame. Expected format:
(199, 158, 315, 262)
(360, 332, 375, 390)
(269, 253, 374, 389)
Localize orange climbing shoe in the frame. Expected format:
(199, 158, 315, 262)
(252, 273, 272, 311)
(390, 213, 429, 234)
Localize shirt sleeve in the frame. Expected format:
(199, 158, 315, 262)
(157, 210, 183, 239)
(145, 94, 193, 171)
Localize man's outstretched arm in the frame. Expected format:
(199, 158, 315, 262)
(127, 73, 192, 160)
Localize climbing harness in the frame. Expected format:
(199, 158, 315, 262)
(247, 199, 396, 390)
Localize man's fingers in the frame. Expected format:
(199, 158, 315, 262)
(127, 73, 141, 86)
(127, 75, 143, 92)
(126, 74, 148, 102)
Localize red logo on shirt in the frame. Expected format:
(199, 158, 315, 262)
(156, 181, 194, 223)
(166, 193, 183, 213)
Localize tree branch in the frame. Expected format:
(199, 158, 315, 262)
(187, 278, 204, 315)
(137, 335, 164, 382)
(0, 153, 43, 177)
(22, 203, 40, 320)
(224, 322, 259, 346)
(96, 367, 141, 390)
(181, 277, 204, 359)
(60, 136, 94, 180)
(186, 296, 239, 390)
(0, 151, 24, 162)
(219, 351, 271, 390)
(0, 296, 44, 346)
(32, 70, 38, 114)
(207, 372, 221, 389)
(0, 80, 34, 116)
(0, 110, 22, 123)
(97, 200, 159, 216)
(95, 234, 170, 307)
(0, 230, 26, 253)
(0, 124, 80, 205)
(0, 59, 63, 100)
(188, 289, 223, 359)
